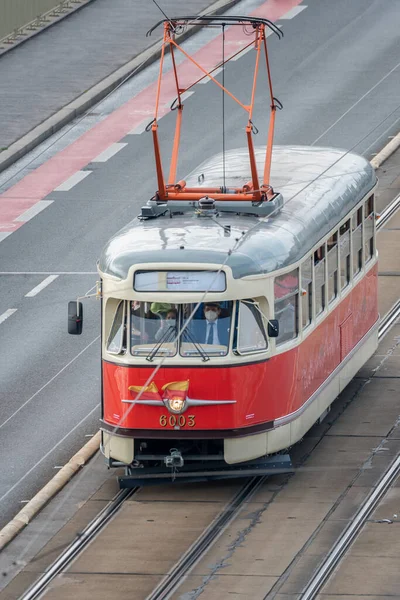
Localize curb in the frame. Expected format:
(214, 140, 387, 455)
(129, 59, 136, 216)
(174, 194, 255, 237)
(371, 131, 400, 170)
(0, 431, 101, 552)
(0, 0, 240, 175)
(0, 0, 97, 58)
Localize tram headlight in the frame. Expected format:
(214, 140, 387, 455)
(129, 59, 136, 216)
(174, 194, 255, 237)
(168, 396, 186, 414)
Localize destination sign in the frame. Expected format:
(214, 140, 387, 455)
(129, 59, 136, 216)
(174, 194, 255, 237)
(134, 271, 226, 292)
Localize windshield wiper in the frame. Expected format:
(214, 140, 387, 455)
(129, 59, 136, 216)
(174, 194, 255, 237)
(182, 327, 210, 362)
(146, 326, 176, 362)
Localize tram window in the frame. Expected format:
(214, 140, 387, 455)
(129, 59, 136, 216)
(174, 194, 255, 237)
(274, 269, 298, 345)
(235, 300, 267, 354)
(107, 300, 126, 354)
(352, 211, 363, 277)
(340, 220, 351, 290)
(364, 196, 374, 263)
(314, 245, 326, 316)
(327, 232, 338, 304)
(301, 257, 313, 330)
(180, 301, 233, 357)
(130, 301, 177, 357)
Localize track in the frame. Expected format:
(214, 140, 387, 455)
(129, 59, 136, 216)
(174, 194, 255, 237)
(300, 452, 400, 599)
(20, 488, 139, 600)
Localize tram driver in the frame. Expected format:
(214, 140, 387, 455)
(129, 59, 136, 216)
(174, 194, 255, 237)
(197, 302, 230, 347)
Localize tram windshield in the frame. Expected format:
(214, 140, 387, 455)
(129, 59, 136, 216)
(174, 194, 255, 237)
(129, 301, 233, 358)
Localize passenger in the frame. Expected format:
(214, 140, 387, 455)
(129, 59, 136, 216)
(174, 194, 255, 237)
(197, 302, 230, 346)
(131, 301, 149, 345)
(155, 308, 178, 342)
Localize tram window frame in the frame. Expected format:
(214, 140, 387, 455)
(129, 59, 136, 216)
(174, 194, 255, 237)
(106, 300, 127, 355)
(314, 244, 326, 317)
(274, 268, 299, 346)
(327, 232, 339, 304)
(339, 220, 351, 290)
(301, 256, 313, 331)
(352, 207, 363, 278)
(364, 195, 375, 263)
(235, 299, 268, 355)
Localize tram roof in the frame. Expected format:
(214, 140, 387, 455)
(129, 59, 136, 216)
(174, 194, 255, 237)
(98, 146, 376, 280)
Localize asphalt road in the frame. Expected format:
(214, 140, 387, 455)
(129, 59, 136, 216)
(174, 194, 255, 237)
(0, 0, 399, 527)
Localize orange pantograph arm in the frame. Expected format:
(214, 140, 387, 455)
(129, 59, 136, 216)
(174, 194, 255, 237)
(152, 21, 278, 202)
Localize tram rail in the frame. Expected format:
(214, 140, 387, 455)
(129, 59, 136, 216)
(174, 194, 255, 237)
(300, 452, 400, 600)
(20, 488, 139, 600)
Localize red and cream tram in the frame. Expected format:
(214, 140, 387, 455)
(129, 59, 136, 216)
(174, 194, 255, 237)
(95, 145, 377, 478)
(69, 16, 378, 481)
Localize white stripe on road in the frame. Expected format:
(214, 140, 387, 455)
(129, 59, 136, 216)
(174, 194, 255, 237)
(199, 67, 223, 82)
(0, 308, 17, 324)
(0, 335, 100, 431)
(25, 275, 59, 297)
(14, 200, 53, 222)
(54, 170, 92, 191)
(92, 142, 127, 163)
(280, 5, 307, 19)
(0, 232, 12, 242)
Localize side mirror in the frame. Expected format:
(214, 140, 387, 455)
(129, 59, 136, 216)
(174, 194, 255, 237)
(267, 319, 279, 338)
(68, 301, 83, 335)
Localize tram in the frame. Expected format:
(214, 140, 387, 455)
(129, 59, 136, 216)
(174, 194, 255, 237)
(69, 16, 378, 481)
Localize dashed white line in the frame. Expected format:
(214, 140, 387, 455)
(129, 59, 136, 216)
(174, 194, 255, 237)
(14, 200, 53, 222)
(25, 275, 59, 297)
(0, 308, 17, 324)
(54, 170, 92, 191)
(92, 142, 127, 163)
(280, 5, 307, 19)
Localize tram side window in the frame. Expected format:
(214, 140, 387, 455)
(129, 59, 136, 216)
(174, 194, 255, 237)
(236, 300, 267, 354)
(340, 220, 351, 290)
(314, 245, 326, 316)
(352, 207, 363, 277)
(107, 300, 126, 354)
(301, 257, 313, 330)
(327, 232, 338, 304)
(364, 195, 375, 263)
(274, 269, 299, 345)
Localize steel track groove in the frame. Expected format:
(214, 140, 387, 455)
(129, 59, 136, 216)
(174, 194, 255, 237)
(20, 487, 139, 600)
(145, 476, 266, 600)
(300, 454, 400, 600)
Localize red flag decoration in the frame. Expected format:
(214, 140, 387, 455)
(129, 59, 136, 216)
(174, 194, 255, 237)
(128, 381, 161, 401)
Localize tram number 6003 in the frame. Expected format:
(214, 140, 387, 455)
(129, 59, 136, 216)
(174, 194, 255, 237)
(159, 414, 195, 428)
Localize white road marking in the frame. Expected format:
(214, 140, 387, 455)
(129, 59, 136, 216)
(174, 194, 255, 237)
(25, 275, 59, 297)
(230, 28, 275, 61)
(54, 170, 92, 191)
(280, 5, 307, 19)
(0, 335, 100, 431)
(0, 232, 12, 242)
(14, 200, 53, 222)
(312, 60, 400, 145)
(128, 121, 150, 135)
(0, 308, 17, 324)
(0, 405, 99, 504)
(199, 67, 223, 83)
(164, 90, 195, 105)
(92, 142, 127, 163)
